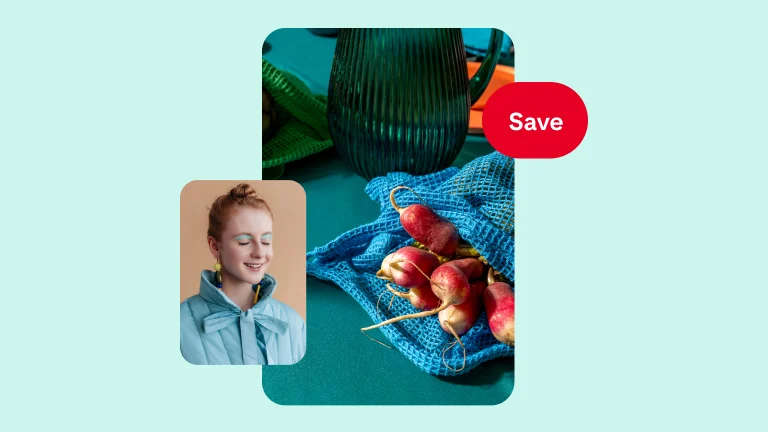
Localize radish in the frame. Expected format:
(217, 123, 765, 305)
(427, 262, 471, 310)
(439, 292, 481, 336)
(362, 262, 470, 332)
(438, 292, 482, 372)
(377, 253, 396, 280)
(376, 246, 439, 288)
(484, 269, 515, 346)
(389, 186, 459, 256)
(387, 283, 441, 310)
(448, 258, 485, 281)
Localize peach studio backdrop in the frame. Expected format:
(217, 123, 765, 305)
(180, 180, 306, 319)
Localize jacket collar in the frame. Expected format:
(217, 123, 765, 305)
(198, 270, 278, 312)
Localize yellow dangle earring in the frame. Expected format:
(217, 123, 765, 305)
(252, 283, 261, 305)
(214, 256, 223, 288)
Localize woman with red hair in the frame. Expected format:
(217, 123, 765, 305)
(180, 184, 305, 365)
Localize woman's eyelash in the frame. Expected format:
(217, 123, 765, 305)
(238, 242, 250, 246)
(261, 242, 271, 246)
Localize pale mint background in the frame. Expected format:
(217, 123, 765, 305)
(1, 1, 766, 430)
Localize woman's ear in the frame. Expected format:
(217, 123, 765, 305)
(207, 236, 220, 260)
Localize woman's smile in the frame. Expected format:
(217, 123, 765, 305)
(244, 262, 266, 271)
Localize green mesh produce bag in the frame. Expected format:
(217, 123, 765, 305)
(261, 59, 332, 169)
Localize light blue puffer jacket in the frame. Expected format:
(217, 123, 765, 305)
(180, 271, 306, 365)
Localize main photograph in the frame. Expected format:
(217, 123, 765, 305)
(262, 28, 515, 405)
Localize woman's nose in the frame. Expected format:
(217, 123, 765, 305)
(250, 244, 265, 258)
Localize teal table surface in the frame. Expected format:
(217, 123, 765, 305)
(262, 29, 514, 405)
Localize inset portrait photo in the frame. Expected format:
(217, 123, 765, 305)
(180, 181, 306, 365)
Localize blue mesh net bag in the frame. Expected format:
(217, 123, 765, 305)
(306, 152, 514, 376)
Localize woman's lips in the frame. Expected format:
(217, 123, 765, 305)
(244, 263, 265, 272)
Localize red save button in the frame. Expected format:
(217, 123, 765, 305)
(482, 82, 588, 158)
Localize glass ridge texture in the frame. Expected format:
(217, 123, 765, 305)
(328, 28, 500, 180)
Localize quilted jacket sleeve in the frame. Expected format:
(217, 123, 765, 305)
(180, 301, 206, 365)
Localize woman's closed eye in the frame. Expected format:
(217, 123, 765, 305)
(235, 234, 254, 246)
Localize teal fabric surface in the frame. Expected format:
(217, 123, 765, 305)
(180, 271, 306, 365)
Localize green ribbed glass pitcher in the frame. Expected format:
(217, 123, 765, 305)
(328, 28, 504, 179)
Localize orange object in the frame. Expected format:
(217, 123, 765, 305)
(467, 62, 515, 134)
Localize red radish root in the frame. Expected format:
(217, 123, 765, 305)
(390, 186, 460, 256)
(439, 294, 481, 336)
(428, 262, 471, 306)
(376, 253, 396, 280)
(387, 284, 441, 311)
(447, 258, 485, 281)
(377, 246, 439, 288)
(484, 268, 515, 346)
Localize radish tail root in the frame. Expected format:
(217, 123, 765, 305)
(360, 329, 393, 349)
(386, 284, 410, 299)
(441, 321, 467, 373)
(361, 302, 450, 332)
(375, 287, 392, 318)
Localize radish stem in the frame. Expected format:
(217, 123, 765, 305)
(456, 245, 481, 257)
(389, 185, 431, 214)
(487, 266, 498, 285)
(389, 186, 407, 213)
